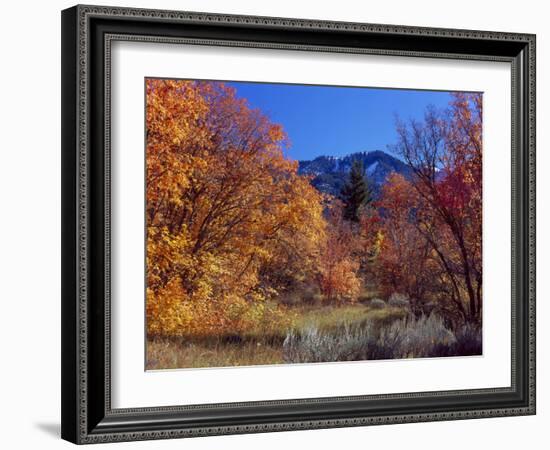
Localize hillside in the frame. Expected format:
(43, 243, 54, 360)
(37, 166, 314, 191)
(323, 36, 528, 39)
(298, 150, 413, 197)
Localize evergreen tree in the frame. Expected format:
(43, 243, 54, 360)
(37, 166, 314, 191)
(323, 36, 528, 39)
(340, 159, 371, 222)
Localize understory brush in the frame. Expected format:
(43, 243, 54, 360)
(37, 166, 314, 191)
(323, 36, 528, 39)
(283, 313, 482, 363)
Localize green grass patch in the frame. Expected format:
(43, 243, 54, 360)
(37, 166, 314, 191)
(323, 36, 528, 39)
(291, 304, 407, 333)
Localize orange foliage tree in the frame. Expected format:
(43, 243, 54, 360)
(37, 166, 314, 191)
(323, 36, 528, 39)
(145, 79, 326, 337)
(375, 174, 437, 313)
(317, 201, 362, 303)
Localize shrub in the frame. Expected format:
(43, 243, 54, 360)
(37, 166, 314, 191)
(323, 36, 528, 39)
(279, 293, 301, 307)
(422, 301, 438, 315)
(301, 286, 324, 305)
(282, 313, 479, 364)
(283, 322, 376, 363)
(369, 298, 386, 309)
(381, 314, 456, 358)
(319, 258, 362, 303)
(276, 286, 325, 307)
(388, 293, 410, 308)
(452, 323, 482, 356)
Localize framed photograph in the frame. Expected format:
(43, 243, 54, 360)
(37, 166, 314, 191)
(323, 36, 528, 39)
(61, 5, 536, 444)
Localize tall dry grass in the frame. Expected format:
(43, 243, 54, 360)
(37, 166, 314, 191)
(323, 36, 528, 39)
(146, 301, 481, 369)
(283, 313, 481, 363)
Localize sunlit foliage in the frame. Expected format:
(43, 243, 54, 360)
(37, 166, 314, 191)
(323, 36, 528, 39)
(146, 80, 325, 336)
(376, 93, 482, 326)
(145, 80, 483, 368)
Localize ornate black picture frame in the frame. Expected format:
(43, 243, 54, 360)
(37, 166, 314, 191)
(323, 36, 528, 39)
(61, 4, 536, 444)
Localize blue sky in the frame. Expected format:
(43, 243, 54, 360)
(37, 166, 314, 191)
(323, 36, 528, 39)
(227, 81, 454, 162)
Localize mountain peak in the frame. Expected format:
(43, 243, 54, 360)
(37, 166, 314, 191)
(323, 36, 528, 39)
(298, 150, 412, 197)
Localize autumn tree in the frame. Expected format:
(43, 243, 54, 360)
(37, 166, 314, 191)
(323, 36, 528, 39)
(317, 200, 362, 303)
(375, 173, 437, 315)
(145, 79, 326, 337)
(340, 159, 372, 222)
(381, 93, 482, 325)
